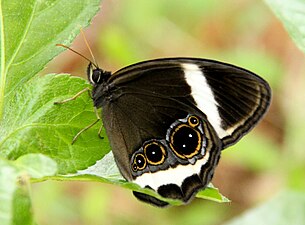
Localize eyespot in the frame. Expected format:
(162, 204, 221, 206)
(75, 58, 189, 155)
(132, 154, 146, 171)
(144, 141, 166, 165)
(169, 124, 201, 159)
(132, 163, 138, 172)
(188, 115, 200, 127)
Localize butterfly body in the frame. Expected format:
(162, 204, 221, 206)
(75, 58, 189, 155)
(85, 58, 271, 207)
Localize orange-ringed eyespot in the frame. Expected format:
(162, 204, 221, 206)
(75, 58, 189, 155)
(144, 141, 166, 165)
(188, 115, 200, 127)
(170, 124, 201, 159)
(133, 153, 146, 171)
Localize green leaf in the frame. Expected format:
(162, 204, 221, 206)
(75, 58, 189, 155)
(52, 173, 228, 206)
(55, 151, 229, 205)
(0, 158, 22, 225)
(265, 0, 305, 54)
(12, 185, 33, 225)
(0, 1, 105, 223)
(196, 185, 230, 203)
(0, 74, 110, 174)
(0, 0, 101, 120)
(0, 0, 104, 174)
(0, 154, 57, 225)
(224, 190, 305, 225)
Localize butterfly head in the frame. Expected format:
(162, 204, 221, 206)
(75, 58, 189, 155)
(87, 62, 111, 86)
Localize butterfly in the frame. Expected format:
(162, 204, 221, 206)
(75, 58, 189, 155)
(56, 46, 271, 207)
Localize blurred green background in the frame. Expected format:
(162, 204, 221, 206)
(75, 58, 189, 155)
(36, 0, 305, 224)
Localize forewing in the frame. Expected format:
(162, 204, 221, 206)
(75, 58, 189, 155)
(109, 58, 271, 148)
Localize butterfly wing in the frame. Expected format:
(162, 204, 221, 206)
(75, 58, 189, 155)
(96, 58, 271, 206)
(106, 58, 271, 148)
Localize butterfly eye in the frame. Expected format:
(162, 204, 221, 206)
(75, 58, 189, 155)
(188, 115, 200, 127)
(91, 69, 102, 84)
(169, 124, 202, 159)
(132, 154, 147, 171)
(144, 141, 166, 165)
(87, 63, 102, 85)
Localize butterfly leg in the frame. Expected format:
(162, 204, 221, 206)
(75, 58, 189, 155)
(54, 87, 91, 104)
(72, 118, 100, 144)
(93, 107, 105, 139)
(71, 107, 103, 144)
(54, 88, 104, 144)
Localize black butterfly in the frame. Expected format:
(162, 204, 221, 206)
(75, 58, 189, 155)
(59, 56, 271, 207)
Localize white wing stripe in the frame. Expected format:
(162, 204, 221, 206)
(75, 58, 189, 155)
(182, 63, 228, 138)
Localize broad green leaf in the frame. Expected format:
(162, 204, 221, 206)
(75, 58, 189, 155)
(265, 0, 305, 54)
(0, 0, 100, 119)
(0, 0, 104, 174)
(0, 0, 101, 120)
(0, 154, 57, 225)
(0, 74, 110, 174)
(224, 190, 305, 225)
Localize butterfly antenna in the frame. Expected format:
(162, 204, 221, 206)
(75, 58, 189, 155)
(80, 28, 99, 68)
(56, 44, 99, 68)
